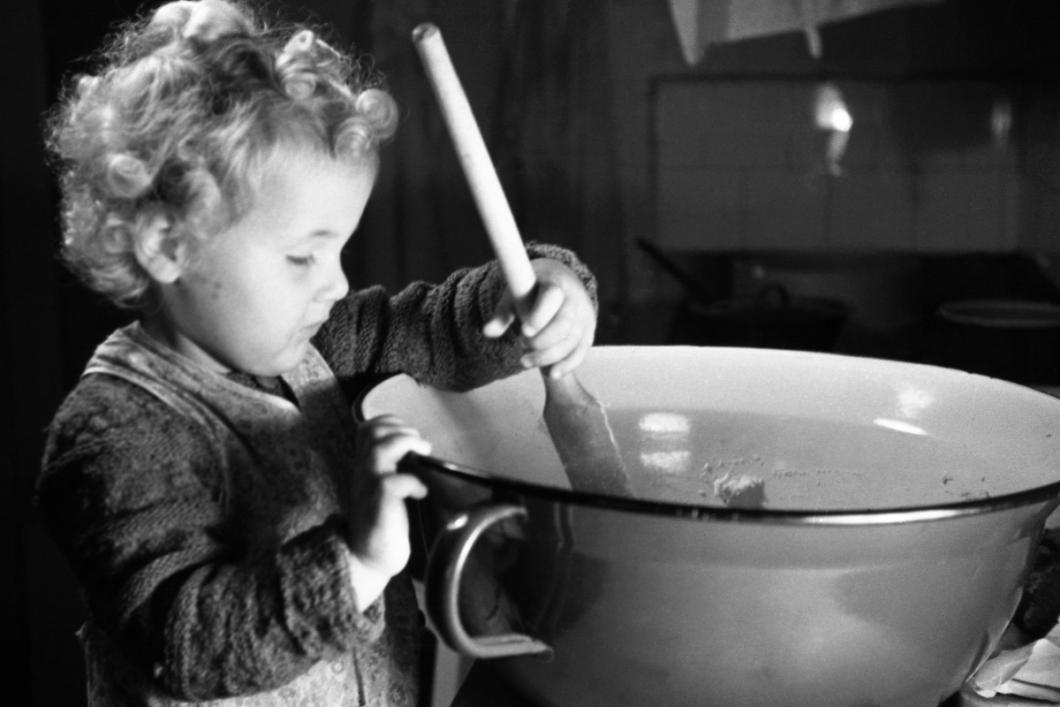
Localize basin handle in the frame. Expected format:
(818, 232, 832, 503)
(425, 503, 554, 660)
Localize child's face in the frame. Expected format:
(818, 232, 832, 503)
(158, 148, 373, 376)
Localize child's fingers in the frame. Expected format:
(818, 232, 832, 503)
(521, 330, 588, 374)
(369, 433, 432, 473)
(357, 415, 432, 472)
(483, 294, 517, 339)
(523, 306, 574, 351)
(544, 333, 593, 378)
(380, 472, 428, 501)
(520, 293, 595, 368)
(361, 414, 421, 437)
(520, 283, 565, 337)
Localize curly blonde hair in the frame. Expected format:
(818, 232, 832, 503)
(46, 0, 399, 307)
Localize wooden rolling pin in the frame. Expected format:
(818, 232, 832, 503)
(412, 22, 634, 497)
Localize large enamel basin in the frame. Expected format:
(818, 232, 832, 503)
(361, 346, 1060, 707)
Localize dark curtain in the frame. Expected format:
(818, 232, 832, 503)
(492, 0, 626, 304)
(350, 0, 626, 306)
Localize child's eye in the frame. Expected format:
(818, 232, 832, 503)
(287, 254, 315, 267)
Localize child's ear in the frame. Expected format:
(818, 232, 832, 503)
(133, 214, 186, 283)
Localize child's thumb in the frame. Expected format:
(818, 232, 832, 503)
(483, 295, 517, 339)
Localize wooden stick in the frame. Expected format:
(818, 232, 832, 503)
(412, 23, 536, 308)
(413, 23, 635, 497)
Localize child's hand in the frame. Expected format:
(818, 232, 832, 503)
(483, 258, 597, 378)
(347, 415, 430, 609)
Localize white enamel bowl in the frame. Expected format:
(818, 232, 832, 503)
(360, 346, 1060, 707)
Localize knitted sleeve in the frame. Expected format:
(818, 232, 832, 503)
(37, 376, 381, 700)
(315, 242, 598, 394)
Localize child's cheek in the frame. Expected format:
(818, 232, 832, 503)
(184, 270, 225, 302)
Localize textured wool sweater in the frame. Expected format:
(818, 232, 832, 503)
(38, 245, 596, 706)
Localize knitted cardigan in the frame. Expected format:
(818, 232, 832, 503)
(38, 245, 596, 706)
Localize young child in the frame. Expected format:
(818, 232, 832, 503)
(36, 1, 599, 705)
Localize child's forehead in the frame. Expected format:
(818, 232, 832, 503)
(227, 147, 375, 239)
(253, 143, 376, 189)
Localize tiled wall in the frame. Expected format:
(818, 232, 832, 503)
(654, 79, 1025, 252)
(1018, 93, 1060, 254)
(599, 0, 1060, 299)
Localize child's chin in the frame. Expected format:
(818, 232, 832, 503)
(238, 349, 303, 379)
(271, 342, 310, 374)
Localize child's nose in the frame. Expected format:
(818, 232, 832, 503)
(319, 260, 350, 303)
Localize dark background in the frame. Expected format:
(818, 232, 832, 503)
(6, 1, 1060, 704)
